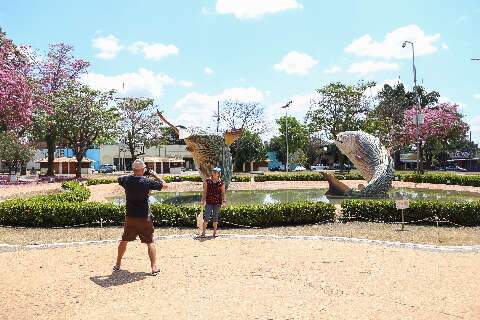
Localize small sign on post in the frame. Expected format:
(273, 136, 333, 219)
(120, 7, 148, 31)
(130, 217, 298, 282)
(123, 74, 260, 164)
(395, 199, 410, 230)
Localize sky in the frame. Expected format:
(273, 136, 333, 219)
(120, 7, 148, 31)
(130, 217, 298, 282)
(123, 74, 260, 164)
(1, 0, 479, 141)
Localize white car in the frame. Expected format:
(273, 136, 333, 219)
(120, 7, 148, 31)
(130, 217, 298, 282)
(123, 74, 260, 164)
(311, 164, 329, 171)
(293, 166, 306, 171)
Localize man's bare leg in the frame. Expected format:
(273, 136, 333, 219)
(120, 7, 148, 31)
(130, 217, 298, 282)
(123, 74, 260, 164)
(213, 222, 218, 237)
(115, 240, 128, 269)
(147, 243, 158, 272)
(201, 222, 207, 237)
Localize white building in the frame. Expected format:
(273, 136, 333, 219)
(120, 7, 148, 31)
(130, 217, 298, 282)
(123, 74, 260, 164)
(100, 144, 195, 172)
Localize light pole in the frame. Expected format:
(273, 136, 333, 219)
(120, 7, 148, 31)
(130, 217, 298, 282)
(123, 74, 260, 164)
(402, 40, 423, 174)
(281, 101, 292, 172)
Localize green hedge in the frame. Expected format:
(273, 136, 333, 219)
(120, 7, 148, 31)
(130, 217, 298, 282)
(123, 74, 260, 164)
(395, 172, 480, 187)
(0, 200, 335, 228)
(28, 181, 91, 202)
(86, 175, 251, 185)
(86, 178, 117, 186)
(341, 199, 480, 226)
(254, 172, 364, 182)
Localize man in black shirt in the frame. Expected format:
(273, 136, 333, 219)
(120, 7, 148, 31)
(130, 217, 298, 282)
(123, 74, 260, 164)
(114, 159, 168, 276)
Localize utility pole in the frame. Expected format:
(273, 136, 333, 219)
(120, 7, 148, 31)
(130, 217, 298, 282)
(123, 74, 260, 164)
(217, 101, 220, 133)
(403, 40, 423, 174)
(281, 101, 292, 172)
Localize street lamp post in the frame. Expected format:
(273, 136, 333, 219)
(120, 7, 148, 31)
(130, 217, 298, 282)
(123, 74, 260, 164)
(402, 40, 422, 174)
(281, 101, 292, 172)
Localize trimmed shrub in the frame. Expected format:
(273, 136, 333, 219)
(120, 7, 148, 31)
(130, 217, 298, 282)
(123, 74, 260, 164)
(395, 172, 480, 187)
(254, 172, 365, 182)
(341, 199, 480, 226)
(86, 178, 117, 186)
(0, 200, 335, 228)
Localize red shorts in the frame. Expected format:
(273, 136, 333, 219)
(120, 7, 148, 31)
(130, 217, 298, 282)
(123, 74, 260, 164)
(121, 216, 154, 244)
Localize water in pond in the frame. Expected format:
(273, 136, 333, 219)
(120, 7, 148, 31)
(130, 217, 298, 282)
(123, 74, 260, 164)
(110, 188, 480, 206)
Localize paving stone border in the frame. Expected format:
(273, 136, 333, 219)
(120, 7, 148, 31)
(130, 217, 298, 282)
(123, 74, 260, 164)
(1, 234, 480, 254)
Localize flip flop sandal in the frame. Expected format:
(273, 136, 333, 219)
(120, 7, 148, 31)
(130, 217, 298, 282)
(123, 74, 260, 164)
(113, 266, 120, 272)
(151, 269, 160, 276)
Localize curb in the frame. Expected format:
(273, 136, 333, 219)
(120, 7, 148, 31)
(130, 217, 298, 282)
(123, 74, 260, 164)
(2, 234, 480, 254)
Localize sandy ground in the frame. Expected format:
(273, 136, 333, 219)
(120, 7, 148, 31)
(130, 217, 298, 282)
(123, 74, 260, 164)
(0, 238, 479, 320)
(0, 182, 62, 200)
(86, 179, 480, 202)
(2, 223, 480, 246)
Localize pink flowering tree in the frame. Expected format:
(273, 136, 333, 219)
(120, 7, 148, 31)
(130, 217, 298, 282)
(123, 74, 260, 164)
(0, 30, 39, 130)
(398, 102, 469, 169)
(31, 43, 90, 176)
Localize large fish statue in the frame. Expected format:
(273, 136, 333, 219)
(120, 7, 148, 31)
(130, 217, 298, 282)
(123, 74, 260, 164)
(157, 111, 242, 189)
(323, 131, 394, 198)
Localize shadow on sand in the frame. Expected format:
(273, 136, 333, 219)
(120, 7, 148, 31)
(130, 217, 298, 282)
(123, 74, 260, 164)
(90, 270, 150, 288)
(193, 235, 217, 242)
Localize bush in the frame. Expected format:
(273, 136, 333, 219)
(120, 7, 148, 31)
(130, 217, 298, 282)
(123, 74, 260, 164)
(86, 178, 117, 186)
(0, 200, 335, 228)
(253, 172, 365, 182)
(341, 199, 480, 226)
(395, 172, 480, 187)
(28, 181, 91, 202)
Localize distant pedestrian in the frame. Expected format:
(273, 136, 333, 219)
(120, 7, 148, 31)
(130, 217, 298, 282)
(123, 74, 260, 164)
(200, 167, 226, 237)
(114, 159, 168, 276)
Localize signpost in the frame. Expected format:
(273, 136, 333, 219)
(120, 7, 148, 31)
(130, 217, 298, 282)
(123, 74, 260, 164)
(395, 199, 410, 230)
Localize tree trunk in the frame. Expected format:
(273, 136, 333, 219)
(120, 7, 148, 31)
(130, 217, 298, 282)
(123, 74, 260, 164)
(46, 135, 56, 176)
(419, 142, 425, 174)
(76, 158, 82, 179)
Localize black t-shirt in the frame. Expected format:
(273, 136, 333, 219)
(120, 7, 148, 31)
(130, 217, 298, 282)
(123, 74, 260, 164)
(118, 175, 163, 218)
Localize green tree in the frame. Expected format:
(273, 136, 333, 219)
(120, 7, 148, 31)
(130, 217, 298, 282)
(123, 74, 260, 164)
(270, 116, 308, 165)
(0, 131, 34, 174)
(56, 85, 118, 178)
(230, 130, 267, 170)
(306, 81, 375, 140)
(117, 97, 164, 160)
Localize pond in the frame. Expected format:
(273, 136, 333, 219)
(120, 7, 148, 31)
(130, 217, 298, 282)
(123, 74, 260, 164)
(110, 188, 480, 206)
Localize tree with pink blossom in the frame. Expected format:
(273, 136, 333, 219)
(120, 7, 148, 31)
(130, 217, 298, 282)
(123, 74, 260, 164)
(0, 29, 39, 130)
(398, 102, 469, 169)
(31, 43, 90, 176)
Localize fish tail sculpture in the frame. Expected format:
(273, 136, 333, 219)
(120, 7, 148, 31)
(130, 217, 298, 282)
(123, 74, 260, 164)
(157, 111, 242, 189)
(324, 131, 394, 198)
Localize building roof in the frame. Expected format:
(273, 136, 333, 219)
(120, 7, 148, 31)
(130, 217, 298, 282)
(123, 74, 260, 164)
(36, 157, 95, 163)
(143, 157, 185, 163)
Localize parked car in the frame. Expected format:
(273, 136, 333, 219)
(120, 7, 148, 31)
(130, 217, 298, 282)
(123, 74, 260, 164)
(99, 164, 117, 173)
(311, 164, 330, 171)
(293, 165, 306, 171)
(440, 164, 467, 172)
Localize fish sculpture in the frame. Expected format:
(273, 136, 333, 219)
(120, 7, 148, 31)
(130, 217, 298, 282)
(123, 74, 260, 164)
(157, 111, 242, 189)
(323, 131, 394, 198)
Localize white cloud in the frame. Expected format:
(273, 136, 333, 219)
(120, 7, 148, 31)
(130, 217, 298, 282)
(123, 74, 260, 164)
(441, 43, 449, 50)
(172, 87, 265, 128)
(323, 65, 342, 74)
(81, 68, 175, 99)
(347, 61, 400, 75)
(128, 42, 179, 61)
(92, 35, 122, 60)
(274, 51, 318, 75)
(204, 67, 215, 75)
(345, 25, 441, 59)
(215, 0, 302, 19)
(179, 80, 194, 88)
(474, 94, 480, 99)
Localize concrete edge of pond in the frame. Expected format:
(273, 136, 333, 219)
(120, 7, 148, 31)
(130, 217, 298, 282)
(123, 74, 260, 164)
(1, 233, 480, 254)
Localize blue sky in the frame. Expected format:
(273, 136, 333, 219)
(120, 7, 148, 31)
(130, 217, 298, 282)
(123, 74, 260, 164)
(2, 0, 479, 140)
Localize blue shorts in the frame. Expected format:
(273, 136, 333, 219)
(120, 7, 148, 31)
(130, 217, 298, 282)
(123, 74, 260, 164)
(204, 204, 221, 222)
